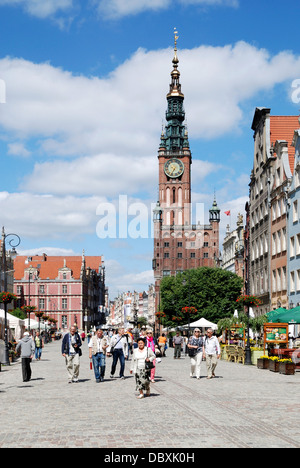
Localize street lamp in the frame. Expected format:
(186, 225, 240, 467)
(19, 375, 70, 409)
(1, 227, 21, 365)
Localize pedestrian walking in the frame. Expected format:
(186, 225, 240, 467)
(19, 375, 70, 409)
(108, 328, 128, 379)
(34, 331, 44, 360)
(203, 328, 221, 379)
(88, 328, 109, 383)
(173, 331, 183, 359)
(187, 328, 204, 379)
(146, 330, 157, 382)
(130, 337, 155, 399)
(16, 332, 35, 382)
(158, 333, 167, 357)
(61, 326, 82, 383)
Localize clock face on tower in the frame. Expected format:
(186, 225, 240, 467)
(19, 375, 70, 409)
(164, 158, 184, 178)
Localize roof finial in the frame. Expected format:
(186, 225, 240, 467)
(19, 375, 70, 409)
(173, 28, 179, 63)
(174, 28, 179, 50)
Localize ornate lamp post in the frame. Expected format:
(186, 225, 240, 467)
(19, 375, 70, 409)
(1, 227, 21, 365)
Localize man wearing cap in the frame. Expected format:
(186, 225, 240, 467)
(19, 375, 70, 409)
(16, 331, 35, 382)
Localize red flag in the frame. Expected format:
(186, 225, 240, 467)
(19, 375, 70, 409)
(224, 210, 231, 216)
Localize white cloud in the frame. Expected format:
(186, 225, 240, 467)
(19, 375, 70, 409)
(0, 0, 74, 18)
(181, 0, 238, 6)
(7, 142, 31, 158)
(95, 0, 238, 19)
(0, 0, 239, 21)
(1, 42, 300, 164)
(22, 153, 157, 197)
(105, 258, 154, 298)
(18, 247, 78, 256)
(1, 42, 300, 242)
(0, 191, 105, 239)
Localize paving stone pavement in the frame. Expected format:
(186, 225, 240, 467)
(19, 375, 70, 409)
(0, 340, 299, 449)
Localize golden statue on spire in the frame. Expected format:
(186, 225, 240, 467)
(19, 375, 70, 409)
(174, 28, 179, 48)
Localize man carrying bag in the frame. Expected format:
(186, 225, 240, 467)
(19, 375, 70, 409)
(108, 328, 128, 379)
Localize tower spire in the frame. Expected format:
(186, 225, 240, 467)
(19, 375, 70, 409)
(161, 29, 188, 152)
(167, 28, 184, 99)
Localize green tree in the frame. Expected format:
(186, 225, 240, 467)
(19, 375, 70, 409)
(160, 267, 243, 326)
(10, 307, 27, 320)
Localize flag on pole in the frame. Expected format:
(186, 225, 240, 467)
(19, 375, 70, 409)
(224, 210, 231, 216)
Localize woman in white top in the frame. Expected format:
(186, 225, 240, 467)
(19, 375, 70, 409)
(130, 337, 155, 399)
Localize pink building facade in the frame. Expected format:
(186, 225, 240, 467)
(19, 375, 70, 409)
(14, 253, 107, 331)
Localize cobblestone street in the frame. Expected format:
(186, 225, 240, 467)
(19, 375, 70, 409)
(0, 340, 299, 449)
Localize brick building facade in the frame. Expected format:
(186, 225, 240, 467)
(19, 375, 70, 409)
(152, 35, 220, 312)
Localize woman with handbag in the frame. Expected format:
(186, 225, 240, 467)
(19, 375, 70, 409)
(146, 330, 157, 383)
(130, 337, 155, 399)
(187, 328, 204, 380)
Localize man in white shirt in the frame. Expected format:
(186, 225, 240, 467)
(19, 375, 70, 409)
(88, 329, 108, 382)
(203, 328, 221, 379)
(108, 328, 128, 379)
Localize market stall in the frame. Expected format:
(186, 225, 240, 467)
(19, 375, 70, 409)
(182, 317, 218, 331)
(264, 320, 300, 369)
(0, 310, 25, 341)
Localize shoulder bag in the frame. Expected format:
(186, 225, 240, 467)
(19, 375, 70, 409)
(145, 346, 155, 370)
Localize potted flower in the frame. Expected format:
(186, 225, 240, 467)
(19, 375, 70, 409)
(182, 306, 198, 315)
(21, 305, 36, 315)
(257, 355, 270, 369)
(0, 292, 17, 304)
(236, 294, 262, 308)
(172, 316, 183, 322)
(35, 311, 44, 319)
(278, 359, 295, 375)
(269, 356, 280, 372)
(155, 311, 167, 319)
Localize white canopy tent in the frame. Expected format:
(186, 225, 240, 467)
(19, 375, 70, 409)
(183, 317, 218, 330)
(24, 319, 47, 330)
(0, 310, 25, 341)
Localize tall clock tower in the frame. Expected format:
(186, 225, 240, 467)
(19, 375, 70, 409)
(158, 33, 192, 227)
(153, 33, 220, 312)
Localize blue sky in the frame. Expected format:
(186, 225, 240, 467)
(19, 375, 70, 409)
(1, 0, 300, 299)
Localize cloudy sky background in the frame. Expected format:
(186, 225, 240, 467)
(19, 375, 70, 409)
(1, 0, 300, 298)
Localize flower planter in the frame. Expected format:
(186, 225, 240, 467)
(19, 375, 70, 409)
(221, 348, 228, 361)
(269, 360, 279, 372)
(251, 350, 264, 365)
(279, 362, 295, 375)
(257, 358, 269, 369)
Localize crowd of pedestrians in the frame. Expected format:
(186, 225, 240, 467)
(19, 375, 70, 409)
(13, 325, 222, 398)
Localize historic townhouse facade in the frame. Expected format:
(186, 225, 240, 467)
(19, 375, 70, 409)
(270, 140, 293, 310)
(108, 287, 155, 328)
(222, 213, 245, 279)
(249, 108, 298, 315)
(153, 36, 220, 312)
(289, 126, 300, 308)
(14, 253, 106, 331)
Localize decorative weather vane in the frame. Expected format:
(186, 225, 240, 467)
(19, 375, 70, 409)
(174, 28, 179, 49)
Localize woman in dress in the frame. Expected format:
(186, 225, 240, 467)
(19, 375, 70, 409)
(130, 337, 155, 399)
(146, 330, 158, 383)
(187, 328, 204, 380)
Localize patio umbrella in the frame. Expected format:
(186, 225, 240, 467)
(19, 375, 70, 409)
(266, 308, 287, 323)
(274, 307, 300, 324)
